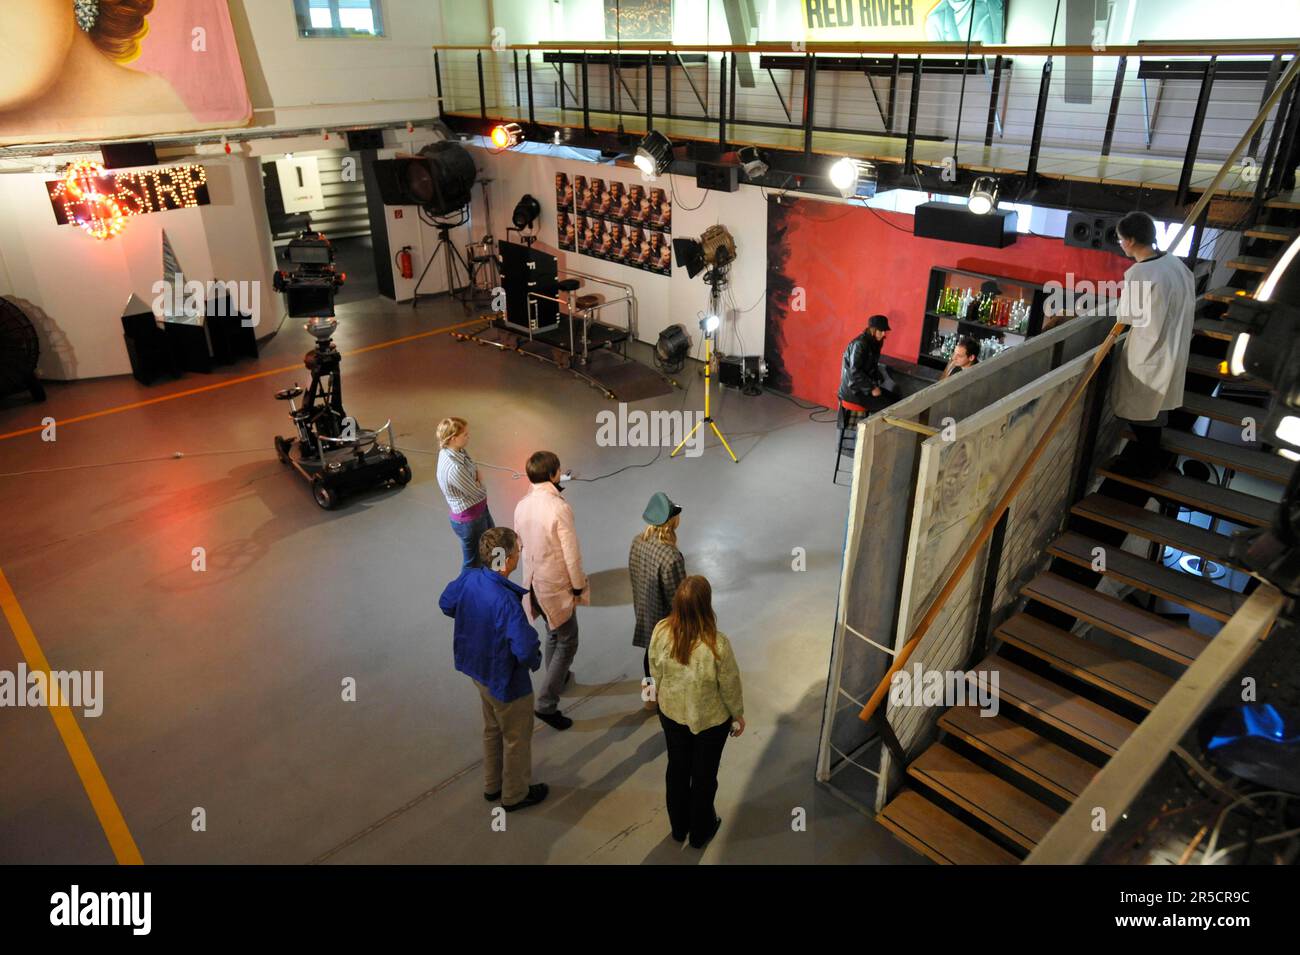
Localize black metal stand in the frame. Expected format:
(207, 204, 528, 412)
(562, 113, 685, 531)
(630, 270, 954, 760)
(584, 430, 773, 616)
(412, 221, 472, 309)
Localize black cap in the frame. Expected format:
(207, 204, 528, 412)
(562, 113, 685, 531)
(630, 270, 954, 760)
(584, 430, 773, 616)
(868, 314, 891, 332)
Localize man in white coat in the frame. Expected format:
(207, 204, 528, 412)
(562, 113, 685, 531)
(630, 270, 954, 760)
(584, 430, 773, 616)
(1111, 211, 1195, 479)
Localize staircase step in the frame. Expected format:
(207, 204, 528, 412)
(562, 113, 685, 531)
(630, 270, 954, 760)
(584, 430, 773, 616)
(1185, 353, 1269, 388)
(1021, 572, 1210, 666)
(1227, 255, 1274, 273)
(976, 654, 1138, 755)
(996, 613, 1175, 710)
(1048, 530, 1242, 621)
(1072, 493, 1240, 568)
(1201, 287, 1251, 306)
(1097, 456, 1276, 527)
(1180, 390, 1267, 427)
(1128, 426, 1291, 483)
(907, 744, 1060, 851)
(876, 788, 1019, 865)
(939, 705, 1099, 801)
(1194, 316, 1251, 341)
(1244, 223, 1298, 242)
(1264, 189, 1300, 210)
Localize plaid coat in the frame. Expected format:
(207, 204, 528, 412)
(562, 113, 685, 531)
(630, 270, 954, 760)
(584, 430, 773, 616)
(629, 534, 686, 649)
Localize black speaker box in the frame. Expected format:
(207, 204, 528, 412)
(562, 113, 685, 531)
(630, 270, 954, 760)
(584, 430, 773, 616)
(913, 202, 1018, 248)
(696, 162, 739, 192)
(1064, 211, 1124, 256)
(346, 129, 386, 151)
(101, 141, 158, 169)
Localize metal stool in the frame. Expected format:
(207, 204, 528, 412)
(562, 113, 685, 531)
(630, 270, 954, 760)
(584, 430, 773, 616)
(834, 399, 868, 484)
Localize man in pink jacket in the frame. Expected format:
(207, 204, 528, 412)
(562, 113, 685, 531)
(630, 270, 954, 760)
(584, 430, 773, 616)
(513, 450, 590, 730)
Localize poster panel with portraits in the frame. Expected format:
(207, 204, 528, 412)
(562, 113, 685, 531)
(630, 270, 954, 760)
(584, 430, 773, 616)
(566, 171, 671, 275)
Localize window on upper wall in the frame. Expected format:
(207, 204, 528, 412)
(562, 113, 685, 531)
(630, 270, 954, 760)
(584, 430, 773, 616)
(293, 0, 386, 38)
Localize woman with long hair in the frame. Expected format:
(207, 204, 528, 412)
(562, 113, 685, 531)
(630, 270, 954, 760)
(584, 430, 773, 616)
(629, 492, 685, 712)
(436, 417, 493, 569)
(649, 575, 744, 849)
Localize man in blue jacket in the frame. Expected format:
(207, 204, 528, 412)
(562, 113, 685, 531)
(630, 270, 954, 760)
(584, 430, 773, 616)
(439, 526, 548, 811)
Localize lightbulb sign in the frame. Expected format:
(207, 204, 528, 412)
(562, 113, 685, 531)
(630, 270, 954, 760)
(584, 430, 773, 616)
(46, 160, 211, 240)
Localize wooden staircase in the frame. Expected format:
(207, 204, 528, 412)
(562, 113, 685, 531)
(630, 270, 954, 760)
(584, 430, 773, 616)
(876, 204, 1295, 864)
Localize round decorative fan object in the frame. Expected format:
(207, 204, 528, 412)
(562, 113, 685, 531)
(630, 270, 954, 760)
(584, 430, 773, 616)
(0, 297, 46, 402)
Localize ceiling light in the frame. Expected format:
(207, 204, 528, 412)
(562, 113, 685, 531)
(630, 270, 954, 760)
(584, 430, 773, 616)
(634, 130, 673, 178)
(969, 176, 1000, 215)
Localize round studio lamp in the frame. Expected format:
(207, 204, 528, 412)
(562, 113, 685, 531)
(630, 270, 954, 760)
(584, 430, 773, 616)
(737, 146, 768, 179)
(968, 176, 1000, 215)
(655, 323, 690, 373)
(490, 122, 523, 149)
(415, 141, 478, 216)
(634, 130, 673, 178)
(699, 225, 736, 269)
(829, 157, 858, 198)
(512, 194, 541, 231)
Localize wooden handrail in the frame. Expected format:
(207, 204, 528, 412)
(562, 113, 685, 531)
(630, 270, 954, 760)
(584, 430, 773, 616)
(432, 41, 1300, 57)
(856, 323, 1123, 724)
(856, 46, 1300, 729)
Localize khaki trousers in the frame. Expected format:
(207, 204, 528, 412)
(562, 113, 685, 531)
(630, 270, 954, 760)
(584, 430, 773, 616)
(474, 681, 534, 805)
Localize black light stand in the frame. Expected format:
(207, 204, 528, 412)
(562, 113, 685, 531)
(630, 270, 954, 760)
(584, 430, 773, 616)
(412, 206, 472, 309)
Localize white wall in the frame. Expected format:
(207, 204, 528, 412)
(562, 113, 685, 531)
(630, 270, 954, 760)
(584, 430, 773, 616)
(458, 143, 769, 356)
(0, 154, 279, 381)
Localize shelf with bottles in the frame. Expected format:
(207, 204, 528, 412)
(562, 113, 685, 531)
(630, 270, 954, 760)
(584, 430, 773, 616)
(918, 266, 1049, 369)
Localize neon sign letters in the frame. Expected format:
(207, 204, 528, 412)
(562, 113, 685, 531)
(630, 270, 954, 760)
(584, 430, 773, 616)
(47, 161, 210, 240)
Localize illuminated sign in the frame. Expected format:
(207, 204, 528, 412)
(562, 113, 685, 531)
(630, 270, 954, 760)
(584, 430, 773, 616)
(47, 161, 210, 240)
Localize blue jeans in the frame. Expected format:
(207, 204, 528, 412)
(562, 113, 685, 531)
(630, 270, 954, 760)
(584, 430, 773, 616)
(451, 507, 494, 568)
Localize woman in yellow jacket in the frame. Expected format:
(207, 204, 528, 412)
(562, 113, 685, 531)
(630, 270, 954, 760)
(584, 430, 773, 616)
(649, 576, 744, 849)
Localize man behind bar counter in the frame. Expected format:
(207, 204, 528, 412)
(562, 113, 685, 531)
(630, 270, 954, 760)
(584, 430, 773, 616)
(838, 314, 898, 413)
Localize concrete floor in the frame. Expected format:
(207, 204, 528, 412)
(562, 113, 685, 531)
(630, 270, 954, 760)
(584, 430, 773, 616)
(0, 294, 918, 865)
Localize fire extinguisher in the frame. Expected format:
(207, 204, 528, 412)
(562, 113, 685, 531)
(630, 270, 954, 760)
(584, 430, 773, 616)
(395, 246, 413, 280)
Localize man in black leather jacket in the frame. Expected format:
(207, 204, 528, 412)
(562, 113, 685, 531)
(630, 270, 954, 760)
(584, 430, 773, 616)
(838, 314, 896, 412)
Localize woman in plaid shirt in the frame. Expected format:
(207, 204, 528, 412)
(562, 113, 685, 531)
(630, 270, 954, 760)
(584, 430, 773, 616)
(436, 417, 493, 569)
(629, 492, 686, 712)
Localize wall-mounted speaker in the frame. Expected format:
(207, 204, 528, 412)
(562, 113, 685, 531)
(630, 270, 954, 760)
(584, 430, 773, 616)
(101, 142, 158, 169)
(913, 202, 1018, 248)
(696, 162, 739, 192)
(1064, 211, 1125, 256)
(346, 129, 386, 151)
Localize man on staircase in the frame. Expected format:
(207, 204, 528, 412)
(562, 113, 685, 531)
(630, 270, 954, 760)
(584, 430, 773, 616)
(1111, 211, 1196, 479)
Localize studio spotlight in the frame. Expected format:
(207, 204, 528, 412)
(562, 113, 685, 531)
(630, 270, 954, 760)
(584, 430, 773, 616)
(490, 122, 523, 149)
(634, 130, 673, 178)
(700, 313, 721, 335)
(655, 323, 691, 374)
(672, 225, 736, 279)
(511, 194, 541, 231)
(968, 176, 1000, 215)
(737, 146, 768, 179)
(828, 157, 877, 198)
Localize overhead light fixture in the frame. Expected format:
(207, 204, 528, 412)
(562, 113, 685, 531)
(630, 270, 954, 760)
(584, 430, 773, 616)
(672, 225, 736, 279)
(968, 176, 1000, 215)
(634, 130, 673, 178)
(828, 157, 877, 199)
(490, 122, 523, 149)
(511, 194, 541, 231)
(737, 146, 768, 179)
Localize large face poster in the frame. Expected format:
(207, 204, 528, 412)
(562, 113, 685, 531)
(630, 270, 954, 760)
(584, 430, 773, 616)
(0, 0, 251, 145)
(568, 172, 672, 276)
(605, 0, 673, 41)
(802, 0, 1006, 44)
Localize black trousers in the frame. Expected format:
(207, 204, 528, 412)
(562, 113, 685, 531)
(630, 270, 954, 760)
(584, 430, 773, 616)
(658, 712, 729, 845)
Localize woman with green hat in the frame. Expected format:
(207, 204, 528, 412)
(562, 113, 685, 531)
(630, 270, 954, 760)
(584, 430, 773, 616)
(629, 492, 686, 712)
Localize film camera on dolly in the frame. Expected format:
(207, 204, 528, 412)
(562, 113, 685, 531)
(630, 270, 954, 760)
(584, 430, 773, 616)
(271, 231, 411, 509)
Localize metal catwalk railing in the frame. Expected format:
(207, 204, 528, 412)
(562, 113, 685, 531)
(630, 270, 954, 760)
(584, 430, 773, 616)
(432, 41, 1300, 204)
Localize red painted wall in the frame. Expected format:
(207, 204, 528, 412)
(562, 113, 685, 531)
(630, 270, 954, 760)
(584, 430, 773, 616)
(764, 199, 1130, 407)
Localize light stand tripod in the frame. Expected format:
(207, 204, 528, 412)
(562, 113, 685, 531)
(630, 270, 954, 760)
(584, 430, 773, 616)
(672, 265, 738, 463)
(412, 206, 471, 309)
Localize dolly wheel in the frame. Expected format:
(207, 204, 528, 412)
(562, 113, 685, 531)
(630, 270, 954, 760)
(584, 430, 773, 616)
(274, 435, 292, 465)
(394, 464, 413, 486)
(311, 476, 337, 510)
